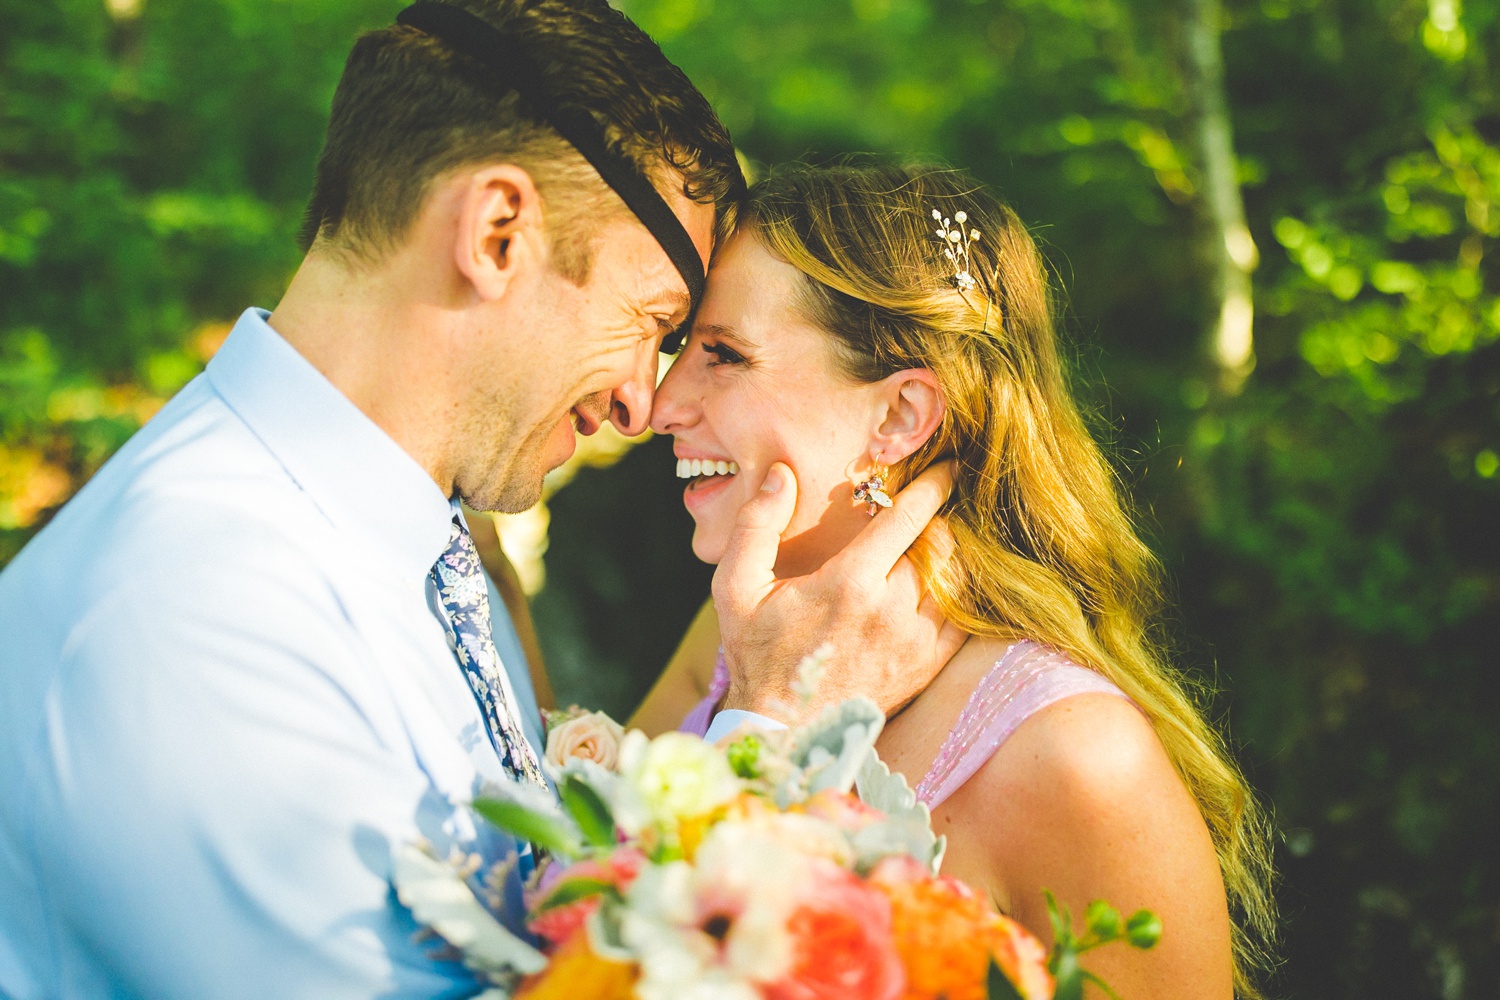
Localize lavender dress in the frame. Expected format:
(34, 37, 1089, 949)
(679, 639, 1130, 809)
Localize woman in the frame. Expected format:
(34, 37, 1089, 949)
(634, 164, 1275, 998)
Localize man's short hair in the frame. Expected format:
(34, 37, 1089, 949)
(299, 0, 744, 279)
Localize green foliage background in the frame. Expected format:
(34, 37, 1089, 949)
(3, 0, 1497, 995)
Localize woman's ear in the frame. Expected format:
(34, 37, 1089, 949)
(870, 368, 945, 464)
(453, 164, 544, 302)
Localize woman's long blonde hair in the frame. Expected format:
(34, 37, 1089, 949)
(746, 163, 1276, 998)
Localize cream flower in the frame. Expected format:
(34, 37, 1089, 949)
(545, 710, 626, 771)
(620, 731, 742, 827)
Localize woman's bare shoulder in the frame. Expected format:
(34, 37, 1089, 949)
(939, 690, 1233, 997)
(936, 685, 1203, 882)
(956, 687, 1183, 837)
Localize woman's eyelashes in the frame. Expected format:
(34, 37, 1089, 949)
(702, 341, 746, 367)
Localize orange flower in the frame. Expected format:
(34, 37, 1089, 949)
(764, 859, 905, 1000)
(868, 856, 1052, 1000)
(513, 928, 637, 1000)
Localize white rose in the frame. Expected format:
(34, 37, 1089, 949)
(545, 710, 626, 771)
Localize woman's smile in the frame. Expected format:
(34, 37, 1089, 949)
(674, 450, 742, 510)
(650, 231, 888, 573)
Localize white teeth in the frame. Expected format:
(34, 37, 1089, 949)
(675, 458, 742, 479)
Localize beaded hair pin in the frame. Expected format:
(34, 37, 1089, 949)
(931, 206, 1000, 334)
(932, 209, 980, 292)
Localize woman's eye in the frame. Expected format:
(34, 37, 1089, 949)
(702, 342, 745, 367)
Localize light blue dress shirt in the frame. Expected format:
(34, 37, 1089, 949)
(0, 309, 545, 1000)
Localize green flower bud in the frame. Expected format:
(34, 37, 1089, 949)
(1085, 900, 1121, 939)
(1125, 909, 1163, 949)
(725, 733, 766, 779)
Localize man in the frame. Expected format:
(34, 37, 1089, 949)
(0, 2, 958, 997)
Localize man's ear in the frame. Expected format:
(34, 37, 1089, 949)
(870, 369, 945, 464)
(453, 164, 544, 302)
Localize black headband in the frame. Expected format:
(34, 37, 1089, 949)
(395, 0, 705, 351)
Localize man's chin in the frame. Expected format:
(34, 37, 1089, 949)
(460, 461, 547, 516)
(475, 477, 545, 516)
(469, 417, 574, 513)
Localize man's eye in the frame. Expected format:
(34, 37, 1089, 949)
(702, 342, 745, 367)
(658, 318, 687, 355)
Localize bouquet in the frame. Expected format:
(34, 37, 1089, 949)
(393, 688, 1159, 1000)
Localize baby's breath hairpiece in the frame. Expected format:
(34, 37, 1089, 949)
(931, 206, 1000, 333)
(932, 208, 981, 292)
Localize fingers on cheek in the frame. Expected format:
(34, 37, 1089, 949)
(710, 571, 745, 616)
(921, 515, 957, 559)
(890, 509, 924, 541)
(885, 556, 923, 602)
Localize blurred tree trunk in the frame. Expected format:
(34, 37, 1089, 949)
(1178, 0, 1258, 389)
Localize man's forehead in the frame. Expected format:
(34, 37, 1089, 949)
(642, 186, 716, 348)
(658, 179, 716, 276)
(682, 198, 717, 275)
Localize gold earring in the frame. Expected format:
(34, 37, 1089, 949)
(853, 462, 892, 516)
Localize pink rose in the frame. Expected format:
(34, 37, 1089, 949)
(545, 710, 625, 771)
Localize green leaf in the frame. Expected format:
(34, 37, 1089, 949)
(534, 876, 621, 913)
(1051, 946, 1084, 1000)
(986, 959, 1026, 1000)
(473, 797, 581, 857)
(1044, 889, 1072, 947)
(559, 774, 617, 848)
(1125, 909, 1163, 949)
(1082, 971, 1126, 1000)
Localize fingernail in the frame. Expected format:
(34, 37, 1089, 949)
(761, 466, 784, 493)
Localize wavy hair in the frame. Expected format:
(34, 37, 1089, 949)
(745, 162, 1276, 998)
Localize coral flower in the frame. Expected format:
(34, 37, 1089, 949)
(868, 856, 1052, 1000)
(763, 859, 905, 1000)
(526, 848, 646, 946)
(796, 788, 885, 832)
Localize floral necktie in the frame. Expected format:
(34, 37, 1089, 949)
(431, 517, 547, 788)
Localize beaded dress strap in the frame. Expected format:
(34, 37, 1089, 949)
(678, 647, 731, 737)
(913, 640, 1131, 810)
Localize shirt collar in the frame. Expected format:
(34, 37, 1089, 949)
(206, 307, 456, 582)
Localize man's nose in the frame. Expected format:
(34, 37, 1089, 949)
(608, 348, 658, 437)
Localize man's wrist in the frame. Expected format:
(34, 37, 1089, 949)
(703, 708, 788, 744)
(719, 680, 786, 721)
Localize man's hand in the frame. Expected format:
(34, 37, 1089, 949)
(713, 461, 968, 725)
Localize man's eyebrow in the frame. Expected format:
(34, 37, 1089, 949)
(655, 286, 692, 318)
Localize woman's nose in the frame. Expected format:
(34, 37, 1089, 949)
(649, 354, 698, 436)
